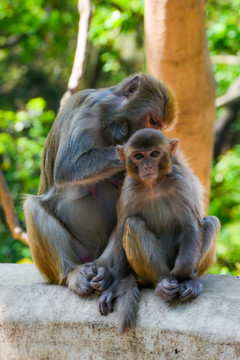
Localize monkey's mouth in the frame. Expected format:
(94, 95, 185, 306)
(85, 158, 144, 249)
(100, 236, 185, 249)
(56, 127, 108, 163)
(141, 173, 158, 182)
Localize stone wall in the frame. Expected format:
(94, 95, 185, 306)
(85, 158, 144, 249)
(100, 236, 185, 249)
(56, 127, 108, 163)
(0, 264, 240, 360)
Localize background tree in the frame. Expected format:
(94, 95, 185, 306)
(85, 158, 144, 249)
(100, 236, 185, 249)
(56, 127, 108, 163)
(145, 0, 215, 207)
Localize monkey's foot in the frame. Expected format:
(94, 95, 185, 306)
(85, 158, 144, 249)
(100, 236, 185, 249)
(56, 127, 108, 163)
(178, 279, 202, 302)
(67, 263, 98, 296)
(99, 289, 115, 316)
(155, 278, 179, 302)
(90, 266, 113, 295)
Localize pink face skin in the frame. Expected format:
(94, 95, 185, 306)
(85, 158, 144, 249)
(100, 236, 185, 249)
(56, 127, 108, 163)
(130, 149, 163, 183)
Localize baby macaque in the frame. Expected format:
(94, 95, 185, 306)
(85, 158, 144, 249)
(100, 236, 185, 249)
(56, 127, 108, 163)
(99, 129, 220, 333)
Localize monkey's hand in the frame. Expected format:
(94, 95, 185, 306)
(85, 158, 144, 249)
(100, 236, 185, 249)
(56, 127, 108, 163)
(90, 266, 114, 295)
(155, 278, 180, 302)
(179, 279, 202, 302)
(99, 288, 115, 316)
(99, 279, 119, 315)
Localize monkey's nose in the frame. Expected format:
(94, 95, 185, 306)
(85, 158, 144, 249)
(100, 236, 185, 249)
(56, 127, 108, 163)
(144, 163, 153, 170)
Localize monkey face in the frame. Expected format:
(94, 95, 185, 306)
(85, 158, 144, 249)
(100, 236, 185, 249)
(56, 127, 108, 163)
(130, 149, 163, 183)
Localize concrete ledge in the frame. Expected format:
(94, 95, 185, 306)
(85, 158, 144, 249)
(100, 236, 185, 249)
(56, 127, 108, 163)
(0, 264, 240, 360)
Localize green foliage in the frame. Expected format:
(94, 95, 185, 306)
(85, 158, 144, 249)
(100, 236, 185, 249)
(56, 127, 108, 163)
(86, 0, 145, 86)
(0, 0, 78, 110)
(0, 98, 54, 262)
(209, 146, 240, 275)
(206, 0, 240, 96)
(205, 1, 240, 276)
(207, 0, 240, 55)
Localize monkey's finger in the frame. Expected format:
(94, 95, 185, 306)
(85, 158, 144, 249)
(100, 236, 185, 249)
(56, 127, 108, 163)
(99, 294, 114, 315)
(106, 295, 114, 313)
(90, 279, 104, 292)
(162, 279, 179, 290)
(179, 289, 198, 302)
(155, 283, 179, 301)
(99, 293, 108, 315)
(74, 277, 93, 295)
(157, 290, 178, 302)
(179, 287, 192, 298)
(162, 287, 179, 297)
(91, 268, 113, 292)
(83, 264, 98, 279)
(91, 267, 105, 282)
(99, 300, 109, 316)
(99, 291, 110, 314)
(179, 282, 202, 302)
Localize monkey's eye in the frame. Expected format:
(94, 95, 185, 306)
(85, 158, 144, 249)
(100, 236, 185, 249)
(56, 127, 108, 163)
(150, 151, 160, 158)
(134, 153, 144, 160)
(150, 118, 158, 126)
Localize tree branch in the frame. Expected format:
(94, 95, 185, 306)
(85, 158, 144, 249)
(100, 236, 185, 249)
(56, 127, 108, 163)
(214, 107, 239, 159)
(214, 75, 240, 158)
(216, 92, 240, 109)
(211, 55, 240, 65)
(0, 169, 28, 246)
(216, 74, 240, 109)
(0, 34, 28, 49)
(60, 0, 92, 107)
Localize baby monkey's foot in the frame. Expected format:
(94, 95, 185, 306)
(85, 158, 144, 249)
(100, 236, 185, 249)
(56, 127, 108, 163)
(155, 278, 180, 301)
(179, 279, 202, 302)
(90, 266, 113, 295)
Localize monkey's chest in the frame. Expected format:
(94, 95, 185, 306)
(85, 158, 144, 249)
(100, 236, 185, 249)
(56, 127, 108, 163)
(141, 197, 180, 236)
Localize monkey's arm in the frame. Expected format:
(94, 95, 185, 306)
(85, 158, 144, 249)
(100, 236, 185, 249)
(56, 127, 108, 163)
(55, 144, 124, 187)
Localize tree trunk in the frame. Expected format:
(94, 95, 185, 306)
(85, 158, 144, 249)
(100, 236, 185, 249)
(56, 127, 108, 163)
(145, 0, 216, 210)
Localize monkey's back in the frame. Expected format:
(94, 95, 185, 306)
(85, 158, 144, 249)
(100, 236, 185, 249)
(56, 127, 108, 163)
(38, 89, 104, 195)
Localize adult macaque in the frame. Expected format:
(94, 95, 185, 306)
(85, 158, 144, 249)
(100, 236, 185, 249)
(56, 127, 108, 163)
(99, 129, 220, 333)
(24, 74, 177, 295)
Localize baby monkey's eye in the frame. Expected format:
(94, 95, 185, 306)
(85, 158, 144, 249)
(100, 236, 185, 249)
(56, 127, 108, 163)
(134, 153, 144, 160)
(150, 151, 160, 158)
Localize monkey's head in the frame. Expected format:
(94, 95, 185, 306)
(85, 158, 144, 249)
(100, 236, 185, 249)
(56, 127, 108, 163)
(101, 73, 177, 145)
(116, 129, 179, 184)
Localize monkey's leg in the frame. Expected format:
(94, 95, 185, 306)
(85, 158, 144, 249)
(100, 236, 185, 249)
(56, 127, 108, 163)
(178, 216, 220, 302)
(24, 195, 96, 295)
(197, 215, 220, 275)
(123, 216, 179, 301)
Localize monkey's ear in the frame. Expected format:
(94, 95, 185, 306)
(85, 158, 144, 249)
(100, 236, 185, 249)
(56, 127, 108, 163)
(122, 75, 141, 98)
(116, 145, 125, 162)
(170, 138, 179, 154)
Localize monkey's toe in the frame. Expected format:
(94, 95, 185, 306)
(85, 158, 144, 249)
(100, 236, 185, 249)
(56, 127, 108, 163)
(90, 266, 113, 294)
(72, 276, 93, 295)
(155, 278, 179, 301)
(179, 279, 202, 302)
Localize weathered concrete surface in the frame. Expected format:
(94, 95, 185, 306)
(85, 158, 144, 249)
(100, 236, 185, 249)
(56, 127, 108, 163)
(0, 264, 240, 360)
